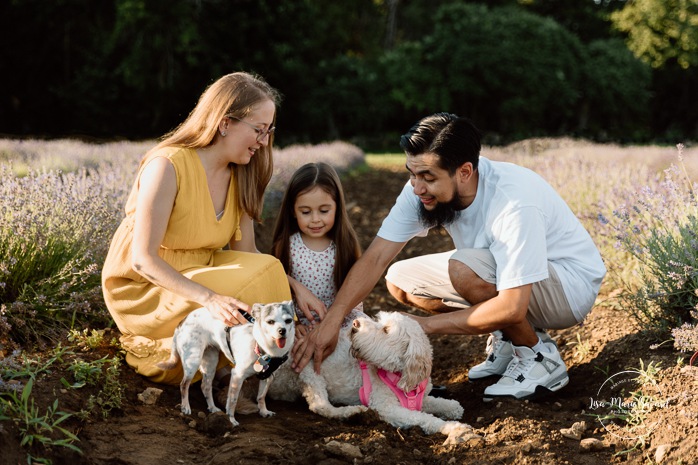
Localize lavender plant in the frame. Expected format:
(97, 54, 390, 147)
(600, 145, 698, 336)
(671, 308, 698, 360)
(0, 165, 129, 347)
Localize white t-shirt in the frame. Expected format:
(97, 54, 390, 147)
(377, 157, 606, 321)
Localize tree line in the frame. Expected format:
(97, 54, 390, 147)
(0, 0, 695, 149)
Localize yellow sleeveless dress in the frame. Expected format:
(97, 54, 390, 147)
(101, 147, 291, 385)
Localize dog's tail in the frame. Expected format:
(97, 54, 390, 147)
(156, 346, 180, 371)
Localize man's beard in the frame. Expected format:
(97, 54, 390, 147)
(418, 193, 467, 229)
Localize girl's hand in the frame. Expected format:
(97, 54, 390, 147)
(294, 323, 313, 340)
(205, 295, 251, 326)
(290, 280, 327, 322)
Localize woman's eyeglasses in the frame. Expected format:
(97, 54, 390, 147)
(226, 115, 275, 142)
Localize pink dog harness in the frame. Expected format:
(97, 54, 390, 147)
(359, 361, 428, 411)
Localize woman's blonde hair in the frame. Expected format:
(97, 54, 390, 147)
(146, 72, 281, 222)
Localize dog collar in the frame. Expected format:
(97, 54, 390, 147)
(238, 310, 255, 323)
(358, 361, 428, 411)
(254, 343, 288, 380)
(223, 316, 288, 380)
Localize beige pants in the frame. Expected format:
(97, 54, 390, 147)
(385, 249, 578, 330)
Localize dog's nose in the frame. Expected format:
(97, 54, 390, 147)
(279, 328, 286, 337)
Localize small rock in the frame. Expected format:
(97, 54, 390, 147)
(188, 420, 197, 428)
(552, 402, 562, 411)
(197, 411, 206, 419)
(521, 442, 533, 453)
(580, 438, 605, 452)
(476, 416, 485, 423)
(655, 444, 672, 463)
(137, 387, 163, 405)
(324, 440, 363, 460)
(442, 428, 484, 447)
(202, 411, 234, 436)
(560, 421, 587, 440)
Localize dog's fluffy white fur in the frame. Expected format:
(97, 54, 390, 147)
(158, 300, 295, 426)
(268, 311, 477, 441)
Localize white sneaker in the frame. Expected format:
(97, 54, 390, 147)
(469, 330, 557, 380)
(482, 342, 569, 401)
(468, 331, 513, 380)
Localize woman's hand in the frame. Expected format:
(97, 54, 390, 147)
(205, 294, 251, 326)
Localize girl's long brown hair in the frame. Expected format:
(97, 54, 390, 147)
(271, 162, 361, 290)
(144, 72, 281, 222)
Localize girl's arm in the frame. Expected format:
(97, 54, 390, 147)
(131, 157, 250, 326)
(292, 236, 407, 373)
(287, 274, 327, 322)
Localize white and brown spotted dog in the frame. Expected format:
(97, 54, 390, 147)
(268, 311, 478, 443)
(158, 300, 295, 426)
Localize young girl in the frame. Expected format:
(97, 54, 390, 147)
(271, 162, 364, 334)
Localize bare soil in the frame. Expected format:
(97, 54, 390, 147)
(2, 164, 697, 465)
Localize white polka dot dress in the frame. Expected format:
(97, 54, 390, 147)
(289, 232, 363, 327)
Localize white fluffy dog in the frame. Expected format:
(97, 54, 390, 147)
(159, 301, 295, 426)
(268, 311, 478, 442)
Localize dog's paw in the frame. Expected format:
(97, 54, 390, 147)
(442, 401, 464, 420)
(180, 405, 192, 415)
(442, 423, 483, 446)
(227, 415, 240, 427)
(208, 405, 222, 414)
(259, 409, 276, 418)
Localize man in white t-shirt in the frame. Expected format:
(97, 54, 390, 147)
(292, 113, 606, 401)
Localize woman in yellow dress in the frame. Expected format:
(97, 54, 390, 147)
(102, 72, 291, 385)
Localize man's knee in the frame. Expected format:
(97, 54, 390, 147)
(386, 280, 409, 304)
(448, 259, 497, 304)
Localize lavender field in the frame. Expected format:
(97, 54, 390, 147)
(2, 137, 697, 346)
(2, 137, 698, 464)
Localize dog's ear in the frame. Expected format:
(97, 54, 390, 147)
(397, 324, 433, 392)
(251, 303, 263, 321)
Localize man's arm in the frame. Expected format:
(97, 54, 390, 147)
(291, 236, 407, 373)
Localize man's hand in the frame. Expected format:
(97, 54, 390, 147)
(291, 317, 341, 373)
